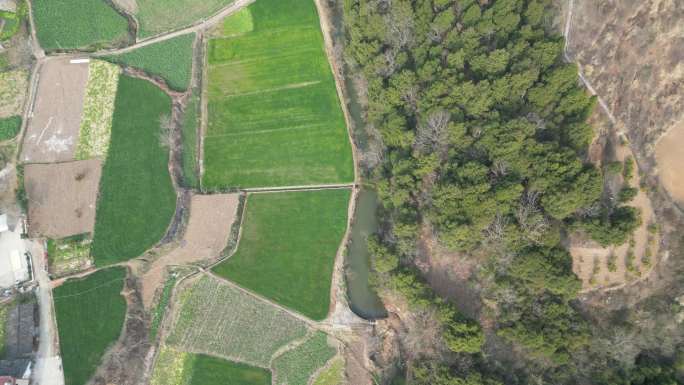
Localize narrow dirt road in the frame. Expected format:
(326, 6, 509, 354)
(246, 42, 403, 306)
(93, 0, 256, 57)
(29, 240, 65, 385)
(563, 0, 617, 126)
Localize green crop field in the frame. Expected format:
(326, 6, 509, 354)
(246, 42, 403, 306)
(136, 0, 235, 38)
(273, 332, 337, 385)
(0, 116, 20, 141)
(31, 0, 129, 51)
(91, 75, 176, 266)
(167, 275, 308, 367)
(212, 189, 350, 320)
(103, 33, 195, 91)
(54, 267, 127, 385)
(202, 0, 353, 189)
(190, 355, 271, 385)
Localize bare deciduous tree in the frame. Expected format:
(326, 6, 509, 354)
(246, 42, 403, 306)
(414, 110, 450, 155)
(516, 190, 549, 243)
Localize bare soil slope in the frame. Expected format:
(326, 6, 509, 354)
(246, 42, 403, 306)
(141, 193, 239, 307)
(568, 0, 683, 147)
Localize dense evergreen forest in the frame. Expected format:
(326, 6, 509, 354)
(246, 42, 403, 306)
(341, 0, 682, 383)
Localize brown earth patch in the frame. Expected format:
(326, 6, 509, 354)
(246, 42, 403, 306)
(20, 58, 89, 163)
(655, 120, 684, 205)
(24, 160, 102, 239)
(140, 193, 239, 308)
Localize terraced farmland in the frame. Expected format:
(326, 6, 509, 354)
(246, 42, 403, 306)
(166, 275, 308, 367)
(91, 75, 176, 266)
(202, 0, 353, 188)
(212, 189, 351, 320)
(53, 267, 127, 385)
(31, 0, 129, 51)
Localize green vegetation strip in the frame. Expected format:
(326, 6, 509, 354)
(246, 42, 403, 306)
(54, 267, 127, 385)
(167, 275, 307, 367)
(31, 0, 129, 51)
(0, 2, 26, 41)
(273, 332, 337, 385)
(76, 60, 120, 160)
(0, 116, 20, 141)
(181, 92, 199, 188)
(91, 75, 176, 266)
(203, 0, 353, 188)
(136, 0, 235, 38)
(149, 274, 176, 340)
(103, 33, 195, 91)
(213, 189, 350, 320)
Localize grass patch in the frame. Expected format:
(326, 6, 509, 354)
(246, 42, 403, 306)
(47, 234, 93, 277)
(0, 2, 26, 41)
(31, 0, 129, 51)
(212, 189, 350, 320)
(312, 357, 345, 385)
(190, 355, 271, 385)
(149, 273, 176, 340)
(75, 60, 120, 160)
(54, 267, 127, 385)
(181, 92, 199, 188)
(0, 69, 28, 117)
(218, 7, 253, 37)
(102, 33, 195, 91)
(202, 0, 353, 188)
(91, 75, 176, 266)
(0, 302, 9, 357)
(0, 116, 20, 141)
(273, 332, 337, 385)
(167, 275, 308, 367)
(136, 0, 235, 38)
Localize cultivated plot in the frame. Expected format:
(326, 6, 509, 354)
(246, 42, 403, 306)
(212, 189, 350, 320)
(21, 59, 89, 163)
(102, 33, 195, 92)
(166, 275, 308, 368)
(31, 0, 130, 51)
(91, 75, 176, 266)
(273, 331, 337, 385)
(53, 267, 127, 385)
(0, 69, 27, 118)
(24, 160, 102, 239)
(202, 0, 353, 188)
(75, 60, 120, 160)
(134, 0, 235, 38)
(47, 234, 94, 277)
(151, 346, 271, 385)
